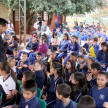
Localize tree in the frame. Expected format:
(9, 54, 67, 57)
(0, 0, 106, 27)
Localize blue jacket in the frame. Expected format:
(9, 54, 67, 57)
(67, 42, 80, 55)
(26, 41, 38, 51)
(89, 86, 108, 108)
(35, 70, 45, 90)
(43, 75, 64, 101)
(19, 96, 40, 108)
(54, 99, 76, 108)
(102, 35, 108, 42)
(79, 34, 87, 41)
(17, 60, 29, 74)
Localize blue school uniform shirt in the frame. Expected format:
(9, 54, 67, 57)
(86, 34, 93, 39)
(67, 42, 80, 55)
(89, 86, 108, 108)
(17, 60, 29, 74)
(83, 43, 90, 53)
(18, 95, 40, 108)
(102, 35, 108, 42)
(91, 29, 95, 35)
(79, 34, 87, 41)
(66, 70, 71, 81)
(73, 31, 79, 36)
(10, 40, 18, 50)
(54, 99, 76, 108)
(35, 70, 45, 90)
(60, 40, 69, 50)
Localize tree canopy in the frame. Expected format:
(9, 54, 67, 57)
(0, 0, 106, 17)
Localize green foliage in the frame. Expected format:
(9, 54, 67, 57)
(0, 0, 106, 17)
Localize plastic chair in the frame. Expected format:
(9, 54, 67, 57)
(36, 88, 42, 99)
(74, 102, 77, 105)
(37, 97, 47, 108)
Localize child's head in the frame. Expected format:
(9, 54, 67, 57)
(87, 38, 91, 45)
(96, 29, 100, 33)
(56, 84, 71, 100)
(77, 55, 84, 64)
(77, 95, 96, 108)
(10, 31, 15, 36)
(40, 36, 46, 44)
(22, 71, 36, 85)
(101, 42, 107, 52)
(34, 61, 43, 71)
(92, 37, 98, 45)
(97, 72, 108, 88)
(22, 80, 37, 101)
(51, 62, 65, 79)
(103, 30, 106, 35)
(0, 61, 18, 90)
(63, 33, 69, 40)
(11, 35, 17, 42)
(70, 53, 77, 61)
(71, 35, 76, 43)
(7, 57, 16, 68)
(13, 48, 19, 57)
(66, 59, 76, 74)
(36, 52, 42, 61)
(80, 30, 83, 35)
(32, 34, 38, 42)
(87, 30, 91, 35)
(56, 27, 60, 32)
(91, 62, 101, 76)
(88, 57, 95, 65)
(21, 52, 28, 62)
(50, 51, 56, 60)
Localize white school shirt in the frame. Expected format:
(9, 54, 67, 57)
(0, 75, 16, 95)
(12, 66, 17, 73)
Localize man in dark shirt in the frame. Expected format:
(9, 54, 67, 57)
(0, 18, 8, 62)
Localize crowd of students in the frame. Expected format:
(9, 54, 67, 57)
(1, 20, 108, 108)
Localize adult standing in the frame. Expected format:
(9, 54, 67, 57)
(0, 18, 8, 62)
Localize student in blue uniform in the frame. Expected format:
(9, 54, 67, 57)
(63, 35, 80, 65)
(57, 33, 70, 60)
(90, 26, 95, 35)
(87, 62, 101, 90)
(10, 48, 20, 66)
(54, 84, 76, 108)
(77, 55, 86, 73)
(65, 59, 77, 82)
(17, 52, 29, 79)
(89, 72, 108, 108)
(42, 62, 65, 108)
(18, 80, 40, 108)
(96, 42, 108, 71)
(70, 72, 87, 103)
(82, 38, 92, 54)
(73, 27, 79, 36)
(79, 30, 87, 41)
(87, 31, 93, 39)
(77, 95, 96, 108)
(102, 30, 108, 42)
(33, 61, 47, 90)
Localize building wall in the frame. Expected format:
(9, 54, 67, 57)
(0, 3, 13, 22)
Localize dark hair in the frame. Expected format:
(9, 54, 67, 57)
(77, 55, 84, 59)
(10, 31, 15, 36)
(71, 72, 87, 99)
(40, 36, 47, 43)
(71, 53, 77, 57)
(7, 57, 15, 63)
(41, 33, 48, 42)
(97, 71, 107, 79)
(65, 59, 77, 75)
(50, 50, 56, 54)
(91, 62, 101, 71)
(0, 18, 8, 27)
(12, 35, 17, 41)
(13, 48, 19, 52)
(23, 71, 36, 80)
(99, 42, 108, 62)
(32, 31, 37, 35)
(63, 33, 70, 40)
(56, 84, 71, 98)
(34, 61, 47, 85)
(37, 52, 42, 56)
(77, 95, 96, 108)
(88, 30, 91, 33)
(21, 52, 27, 56)
(71, 35, 77, 51)
(103, 30, 106, 33)
(52, 62, 65, 80)
(52, 31, 58, 38)
(88, 57, 95, 63)
(79, 30, 83, 33)
(0, 62, 18, 90)
(87, 37, 91, 41)
(22, 80, 37, 93)
(92, 37, 98, 42)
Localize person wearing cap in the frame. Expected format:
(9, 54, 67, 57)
(25, 34, 38, 52)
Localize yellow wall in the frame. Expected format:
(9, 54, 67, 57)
(0, 3, 13, 22)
